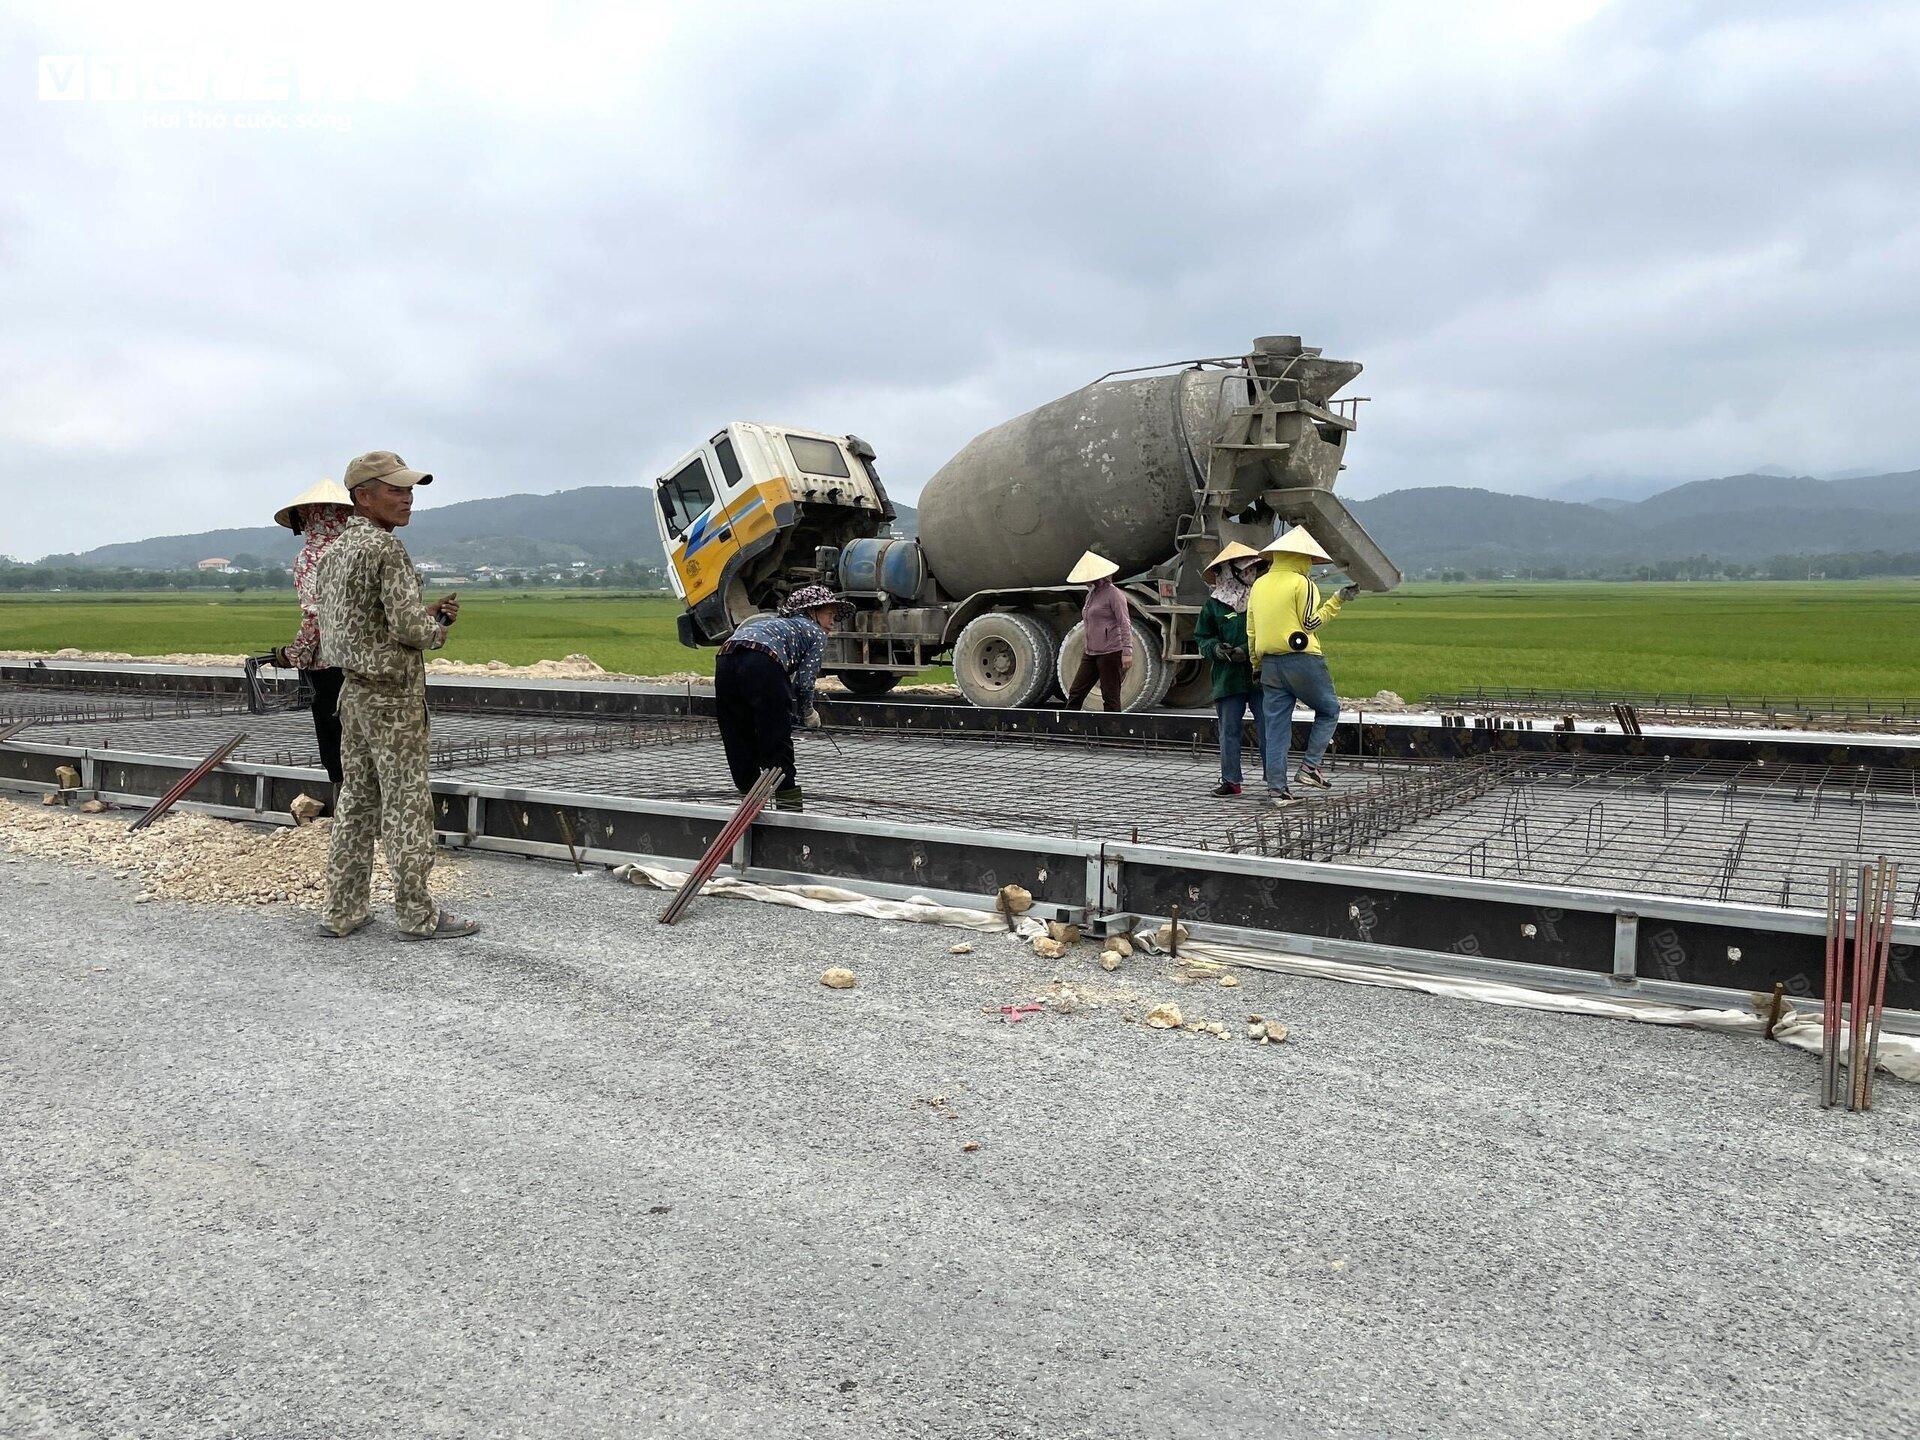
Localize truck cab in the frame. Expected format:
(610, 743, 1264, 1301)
(653, 422, 894, 645)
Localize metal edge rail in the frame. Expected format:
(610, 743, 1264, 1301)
(5, 732, 1914, 1031)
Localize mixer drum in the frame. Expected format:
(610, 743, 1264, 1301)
(915, 369, 1242, 599)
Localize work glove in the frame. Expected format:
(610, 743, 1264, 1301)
(1339, 583, 1361, 601)
(1220, 644, 1247, 663)
(803, 709, 823, 730)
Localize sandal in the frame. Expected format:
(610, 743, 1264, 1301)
(400, 912, 481, 941)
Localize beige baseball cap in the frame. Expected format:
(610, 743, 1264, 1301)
(344, 450, 433, 490)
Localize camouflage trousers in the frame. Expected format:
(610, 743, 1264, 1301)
(322, 683, 437, 935)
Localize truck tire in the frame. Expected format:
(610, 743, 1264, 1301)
(952, 611, 1056, 709)
(831, 671, 901, 697)
(1057, 620, 1172, 712)
(1163, 660, 1214, 709)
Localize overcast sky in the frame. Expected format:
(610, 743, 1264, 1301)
(3, 1, 1917, 559)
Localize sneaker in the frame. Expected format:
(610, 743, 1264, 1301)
(1296, 763, 1333, 790)
(1211, 782, 1242, 797)
(1266, 790, 1300, 808)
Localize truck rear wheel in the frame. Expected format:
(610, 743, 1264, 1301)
(831, 671, 901, 697)
(1056, 620, 1172, 712)
(952, 611, 1056, 709)
(1163, 660, 1215, 709)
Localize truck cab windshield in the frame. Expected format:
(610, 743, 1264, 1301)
(658, 458, 716, 537)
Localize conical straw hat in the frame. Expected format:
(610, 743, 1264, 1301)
(274, 478, 354, 531)
(1203, 540, 1264, 577)
(1262, 526, 1330, 563)
(1066, 550, 1120, 584)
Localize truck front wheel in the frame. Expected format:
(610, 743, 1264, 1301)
(831, 671, 901, 697)
(952, 612, 1056, 709)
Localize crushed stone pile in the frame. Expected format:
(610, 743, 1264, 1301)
(0, 798, 461, 909)
(1345, 689, 1411, 711)
(428, 653, 619, 680)
(4, 647, 248, 666)
(7, 648, 960, 694)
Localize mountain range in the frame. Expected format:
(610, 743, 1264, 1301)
(26, 469, 1918, 576)
(1350, 470, 1920, 572)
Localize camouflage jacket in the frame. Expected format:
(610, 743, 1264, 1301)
(314, 516, 447, 696)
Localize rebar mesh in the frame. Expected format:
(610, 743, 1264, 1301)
(13, 685, 1920, 915)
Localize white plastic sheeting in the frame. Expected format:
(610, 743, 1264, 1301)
(613, 863, 1919, 1084)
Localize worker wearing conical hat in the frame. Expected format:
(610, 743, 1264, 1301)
(1246, 526, 1361, 803)
(1063, 551, 1132, 711)
(1195, 541, 1269, 796)
(269, 478, 354, 797)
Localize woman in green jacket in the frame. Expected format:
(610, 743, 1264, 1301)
(1193, 541, 1269, 796)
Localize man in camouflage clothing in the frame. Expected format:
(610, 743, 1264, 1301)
(315, 450, 479, 940)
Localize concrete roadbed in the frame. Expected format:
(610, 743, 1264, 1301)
(2, 846, 1915, 1438)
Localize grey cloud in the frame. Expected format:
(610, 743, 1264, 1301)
(3, 1, 1917, 560)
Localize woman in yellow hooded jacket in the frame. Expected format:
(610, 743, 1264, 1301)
(1245, 525, 1359, 803)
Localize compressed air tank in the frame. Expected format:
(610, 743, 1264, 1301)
(915, 369, 1244, 599)
(837, 536, 926, 601)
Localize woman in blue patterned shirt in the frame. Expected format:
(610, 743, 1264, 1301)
(714, 585, 853, 811)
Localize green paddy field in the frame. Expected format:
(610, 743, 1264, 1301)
(2, 582, 1915, 701)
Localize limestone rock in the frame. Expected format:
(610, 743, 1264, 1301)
(54, 765, 80, 790)
(820, 967, 857, 990)
(1263, 1022, 1289, 1044)
(1045, 920, 1082, 946)
(1031, 936, 1066, 959)
(1152, 921, 1190, 950)
(1098, 950, 1122, 972)
(996, 883, 1033, 916)
(78, 799, 109, 814)
(288, 793, 326, 825)
(1110, 936, 1134, 958)
(1145, 1003, 1183, 1030)
(1218, 974, 1240, 988)
(948, 941, 974, 955)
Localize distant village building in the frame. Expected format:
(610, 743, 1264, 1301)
(196, 557, 232, 572)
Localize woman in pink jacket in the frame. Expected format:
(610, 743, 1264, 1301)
(271, 479, 355, 802)
(1064, 550, 1133, 710)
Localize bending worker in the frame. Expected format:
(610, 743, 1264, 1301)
(270, 477, 354, 808)
(714, 584, 853, 812)
(1194, 540, 1268, 796)
(1246, 525, 1360, 805)
(315, 450, 477, 941)
(1064, 550, 1132, 710)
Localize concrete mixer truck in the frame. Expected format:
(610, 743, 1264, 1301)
(653, 335, 1401, 711)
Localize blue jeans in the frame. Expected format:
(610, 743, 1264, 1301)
(1213, 691, 1265, 784)
(1259, 653, 1340, 792)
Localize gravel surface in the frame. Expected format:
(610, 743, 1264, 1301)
(3, 841, 1916, 1439)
